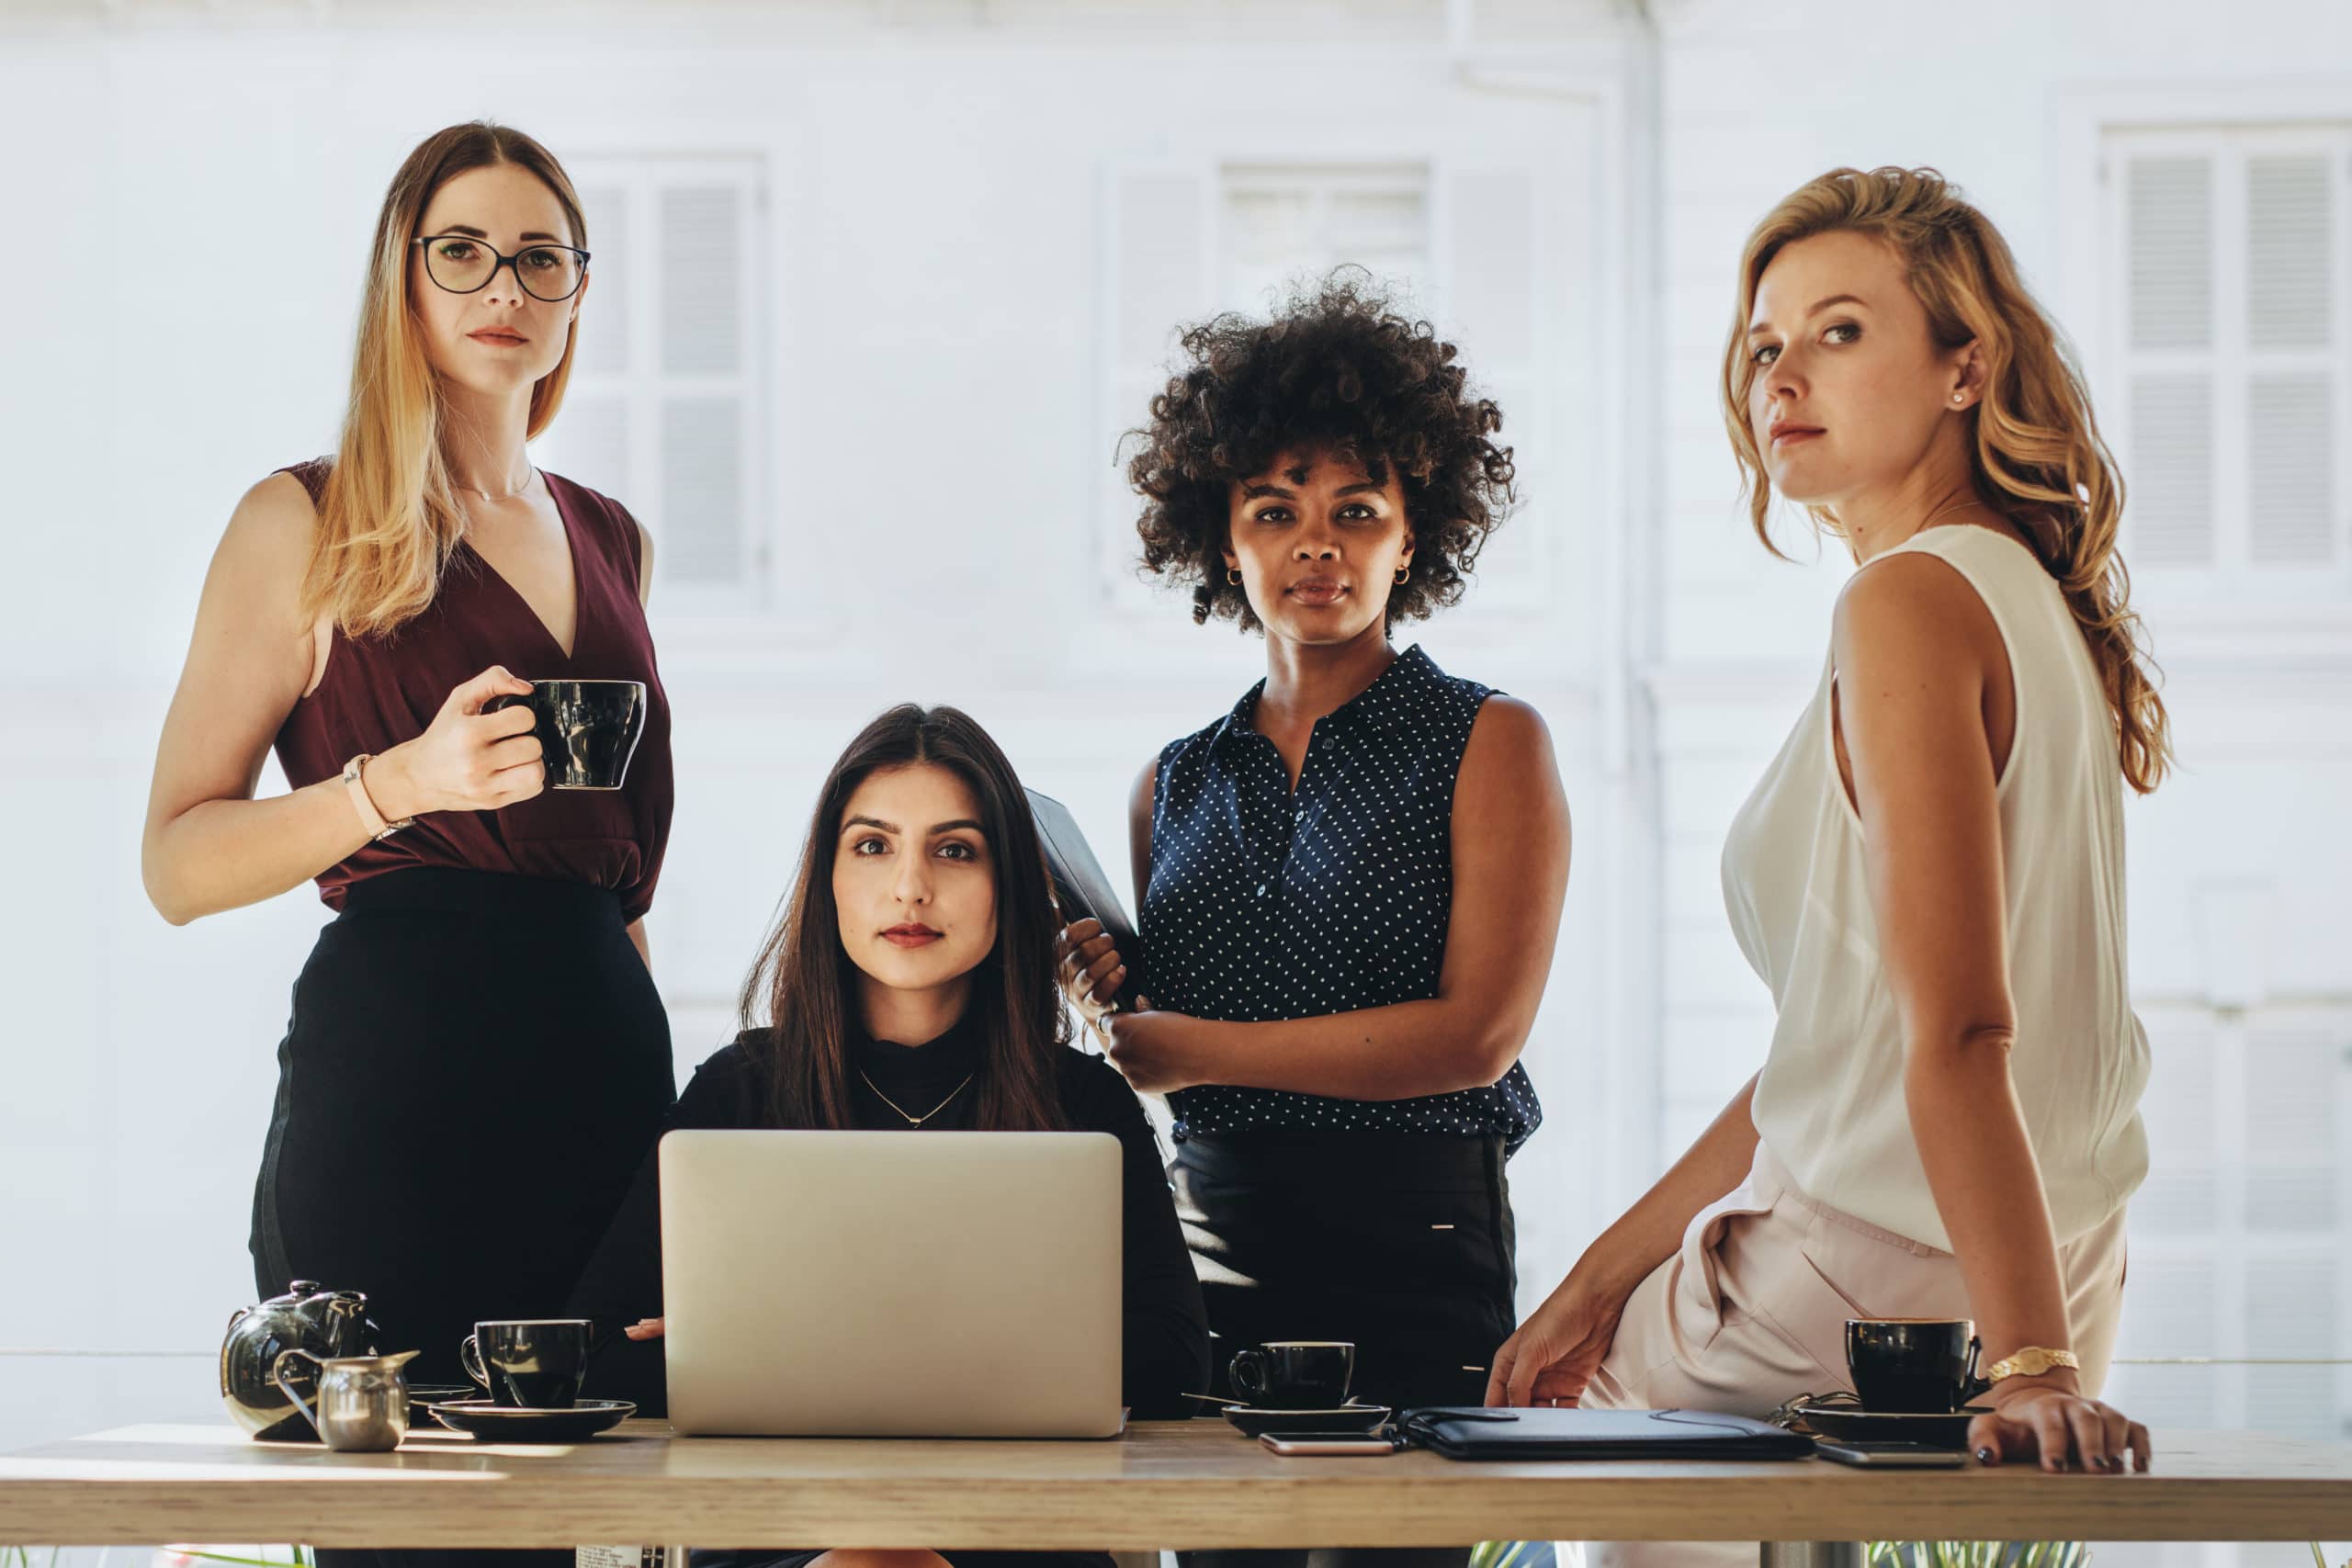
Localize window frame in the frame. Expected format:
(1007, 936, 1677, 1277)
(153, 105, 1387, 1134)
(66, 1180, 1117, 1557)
(2100, 121, 2351, 592)
(543, 150, 778, 626)
(2052, 82, 2352, 660)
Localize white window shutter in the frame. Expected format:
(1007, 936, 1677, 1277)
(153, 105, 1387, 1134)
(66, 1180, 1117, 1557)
(661, 186, 743, 376)
(1435, 164, 1543, 612)
(2121, 1256, 2220, 1360)
(2244, 153, 2337, 568)
(1098, 165, 1213, 603)
(2134, 1025, 2217, 1233)
(2128, 155, 2214, 350)
(2245, 153, 2332, 348)
(551, 155, 764, 606)
(661, 397, 744, 586)
(2122, 154, 2218, 567)
(2246, 376, 2335, 564)
(573, 184, 629, 378)
(656, 179, 754, 590)
(2245, 1258, 2339, 1440)
(2128, 374, 2215, 565)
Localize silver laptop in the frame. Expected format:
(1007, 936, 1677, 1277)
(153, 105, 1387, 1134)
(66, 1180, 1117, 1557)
(658, 1128, 1125, 1438)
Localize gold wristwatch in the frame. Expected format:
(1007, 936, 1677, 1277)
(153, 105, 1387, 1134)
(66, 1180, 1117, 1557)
(1982, 1347, 2080, 1384)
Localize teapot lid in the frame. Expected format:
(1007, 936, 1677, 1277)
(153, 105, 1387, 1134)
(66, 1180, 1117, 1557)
(260, 1280, 368, 1313)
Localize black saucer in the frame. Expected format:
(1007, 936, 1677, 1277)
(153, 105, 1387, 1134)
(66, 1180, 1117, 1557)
(1792, 1399, 1990, 1450)
(403, 1384, 479, 1420)
(425, 1398, 635, 1442)
(1224, 1403, 1392, 1438)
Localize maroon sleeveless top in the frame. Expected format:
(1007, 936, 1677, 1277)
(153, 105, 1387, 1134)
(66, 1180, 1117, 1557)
(272, 460, 674, 921)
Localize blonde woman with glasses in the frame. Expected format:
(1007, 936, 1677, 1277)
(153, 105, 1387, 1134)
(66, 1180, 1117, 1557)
(142, 126, 674, 1528)
(1488, 167, 2162, 1562)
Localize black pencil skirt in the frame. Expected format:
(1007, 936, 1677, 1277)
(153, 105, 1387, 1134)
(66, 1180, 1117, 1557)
(250, 868, 675, 1388)
(1175, 1131, 1518, 1568)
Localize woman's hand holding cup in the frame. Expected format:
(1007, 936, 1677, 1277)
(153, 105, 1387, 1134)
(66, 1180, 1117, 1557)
(369, 666, 547, 818)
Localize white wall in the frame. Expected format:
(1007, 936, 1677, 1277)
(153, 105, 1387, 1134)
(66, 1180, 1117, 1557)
(0, 0, 1643, 1453)
(3, 6, 2347, 1551)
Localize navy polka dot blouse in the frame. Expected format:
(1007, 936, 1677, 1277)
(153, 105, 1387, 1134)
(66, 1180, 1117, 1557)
(1143, 643, 1543, 1154)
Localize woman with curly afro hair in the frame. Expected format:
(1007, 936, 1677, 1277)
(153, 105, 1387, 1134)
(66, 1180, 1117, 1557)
(1060, 275, 1571, 1523)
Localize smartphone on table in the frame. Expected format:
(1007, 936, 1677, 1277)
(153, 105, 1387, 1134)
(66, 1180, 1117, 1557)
(1259, 1432, 1403, 1457)
(1813, 1439, 1967, 1469)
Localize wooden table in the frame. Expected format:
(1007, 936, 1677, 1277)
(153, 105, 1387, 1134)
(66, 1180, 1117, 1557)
(4, 1418, 2349, 1566)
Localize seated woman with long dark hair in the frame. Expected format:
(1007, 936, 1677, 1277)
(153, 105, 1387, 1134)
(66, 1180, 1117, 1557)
(573, 705, 1209, 1567)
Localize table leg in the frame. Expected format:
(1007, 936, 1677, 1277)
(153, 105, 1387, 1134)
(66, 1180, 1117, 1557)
(1759, 1544, 1862, 1568)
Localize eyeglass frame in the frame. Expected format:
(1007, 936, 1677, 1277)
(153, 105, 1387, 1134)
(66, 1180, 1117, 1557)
(410, 234, 593, 303)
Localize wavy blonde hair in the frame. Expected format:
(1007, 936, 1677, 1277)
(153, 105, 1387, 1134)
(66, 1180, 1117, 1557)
(1721, 166, 2171, 794)
(303, 122, 587, 638)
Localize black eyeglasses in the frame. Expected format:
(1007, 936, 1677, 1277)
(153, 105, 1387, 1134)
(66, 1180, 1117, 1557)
(412, 234, 591, 302)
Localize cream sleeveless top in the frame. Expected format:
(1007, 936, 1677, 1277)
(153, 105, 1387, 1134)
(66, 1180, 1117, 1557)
(1724, 525, 2150, 1250)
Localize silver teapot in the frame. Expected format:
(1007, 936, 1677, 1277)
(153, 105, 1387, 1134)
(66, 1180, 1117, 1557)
(273, 1348, 419, 1451)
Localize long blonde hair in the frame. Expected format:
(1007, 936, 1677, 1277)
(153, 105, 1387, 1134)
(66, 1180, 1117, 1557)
(1720, 166, 2172, 794)
(303, 122, 587, 638)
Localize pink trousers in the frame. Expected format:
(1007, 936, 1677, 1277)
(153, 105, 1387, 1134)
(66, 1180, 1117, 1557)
(1577, 1145, 2129, 1567)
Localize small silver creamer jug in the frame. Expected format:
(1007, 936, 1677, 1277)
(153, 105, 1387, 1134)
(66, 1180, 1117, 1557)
(272, 1348, 419, 1451)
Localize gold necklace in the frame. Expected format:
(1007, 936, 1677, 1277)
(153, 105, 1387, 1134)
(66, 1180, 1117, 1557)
(457, 466, 537, 502)
(1917, 498, 1984, 533)
(857, 1067, 975, 1126)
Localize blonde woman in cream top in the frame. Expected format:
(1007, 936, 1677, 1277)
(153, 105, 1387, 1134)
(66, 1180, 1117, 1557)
(1728, 518, 2150, 1252)
(1487, 170, 2169, 1528)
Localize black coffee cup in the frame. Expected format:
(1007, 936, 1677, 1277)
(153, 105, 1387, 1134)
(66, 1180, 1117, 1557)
(486, 680, 648, 791)
(1846, 1318, 1987, 1412)
(1228, 1340, 1354, 1410)
(460, 1319, 593, 1409)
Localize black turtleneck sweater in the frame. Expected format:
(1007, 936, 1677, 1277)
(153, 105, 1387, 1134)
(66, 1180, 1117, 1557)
(570, 1015, 1211, 1421)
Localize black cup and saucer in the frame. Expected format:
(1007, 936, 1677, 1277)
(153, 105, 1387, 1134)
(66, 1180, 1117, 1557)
(1216, 1342, 1393, 1438)
(1790, 1318, 1993, 1450)
(424, 1319, 635, 1443)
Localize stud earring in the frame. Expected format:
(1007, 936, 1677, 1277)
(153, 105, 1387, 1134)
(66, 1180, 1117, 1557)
(1227, 568, 1242, 586)
(1952, 392, 1966, 405)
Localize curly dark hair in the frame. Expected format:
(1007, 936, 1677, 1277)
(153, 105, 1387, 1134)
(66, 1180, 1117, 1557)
(1122, 270, 1516, 631)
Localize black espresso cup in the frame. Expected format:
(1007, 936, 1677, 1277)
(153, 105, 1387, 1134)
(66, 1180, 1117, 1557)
(1228, 1340, 1355, 1410)
(1846, 1318, 1987, 1412)
(485, 679, 648, 791)
(460, 1319, 594, 1409)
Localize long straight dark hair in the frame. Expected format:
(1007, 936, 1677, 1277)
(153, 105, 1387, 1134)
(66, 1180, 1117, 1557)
(737, 704, 1069, 1133)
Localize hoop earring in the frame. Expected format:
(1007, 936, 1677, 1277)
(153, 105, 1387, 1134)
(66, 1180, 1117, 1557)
(1395, 564, 1411, 585)
(1227, 568, 1243, 586)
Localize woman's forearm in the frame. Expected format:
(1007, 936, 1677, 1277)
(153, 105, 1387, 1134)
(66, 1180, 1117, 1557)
(143, 773, 379, 923)
(1584, 1073, 1761, 1293)
(1905, 1037, 2077, 1374)
(1187, 993, 1532, 1100)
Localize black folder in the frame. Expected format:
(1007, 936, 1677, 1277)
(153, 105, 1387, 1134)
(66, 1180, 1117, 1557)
(1024, 788, 1141, 1006)
(1394, 1407, 1813, 1461)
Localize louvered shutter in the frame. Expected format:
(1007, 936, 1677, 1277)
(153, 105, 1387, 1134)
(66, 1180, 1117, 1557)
(2124, 154, 2217, 566)
(2245, 154, 2336, 566)
(1435, 164, 1546, 612)
(2109, 130, 2348, 581)
(1096, 164, 1214, 605)
(537, 157, 763, 604)
(657, 183, 752, 586)
(548, 183, 633, 505)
